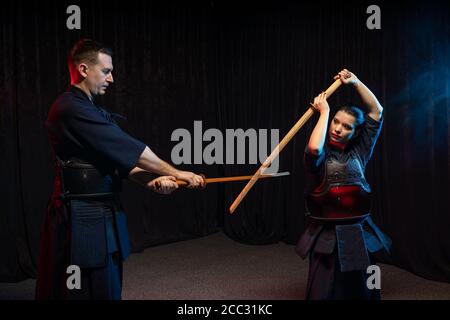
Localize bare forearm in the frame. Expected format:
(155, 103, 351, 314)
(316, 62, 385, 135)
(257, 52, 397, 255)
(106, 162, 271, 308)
(308, 111, 329, 155)
(128, 167, 153, 186)
(354, 81, 383, 120)
(136, 146, 181, 177)
(130, 147, 204, 189)
(128, 167, 180, 194)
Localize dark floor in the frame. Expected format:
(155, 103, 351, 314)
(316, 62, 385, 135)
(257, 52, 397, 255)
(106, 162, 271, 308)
(1, 232, 450, 300)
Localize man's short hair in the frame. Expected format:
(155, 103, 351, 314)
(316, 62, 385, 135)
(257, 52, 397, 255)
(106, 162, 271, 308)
(68, 39, 112, 71)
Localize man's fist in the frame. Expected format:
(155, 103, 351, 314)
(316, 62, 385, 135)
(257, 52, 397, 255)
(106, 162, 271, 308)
(148, 176, 179, 194)
(176, 171, 206, 189)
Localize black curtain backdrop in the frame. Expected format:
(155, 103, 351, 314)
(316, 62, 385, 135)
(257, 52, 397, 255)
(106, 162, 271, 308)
(1, 0, 449, 284)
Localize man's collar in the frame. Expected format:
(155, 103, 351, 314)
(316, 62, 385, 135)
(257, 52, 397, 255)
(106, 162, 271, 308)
(69, 85, 94, 103)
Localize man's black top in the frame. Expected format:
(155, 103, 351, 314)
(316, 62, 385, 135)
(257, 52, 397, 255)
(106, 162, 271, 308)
(46, 86, 146, 178)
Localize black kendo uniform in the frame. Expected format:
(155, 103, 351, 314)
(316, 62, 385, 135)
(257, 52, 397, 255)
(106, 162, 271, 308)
(36, 86, 146, 299)
(296, 114, 392, 300)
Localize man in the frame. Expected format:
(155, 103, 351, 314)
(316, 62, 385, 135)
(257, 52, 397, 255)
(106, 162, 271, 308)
(296, 69, 391, 300)
(36, 39, 205, 299)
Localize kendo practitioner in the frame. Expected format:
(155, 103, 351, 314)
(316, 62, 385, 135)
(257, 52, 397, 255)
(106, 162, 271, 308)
(36, 39, 205, 300)
(296, 69, 392, 300)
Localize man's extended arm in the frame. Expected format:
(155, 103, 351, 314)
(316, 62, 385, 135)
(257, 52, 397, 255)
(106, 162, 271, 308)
(131, 146, 205, 189)
(128, 166, 179, 194)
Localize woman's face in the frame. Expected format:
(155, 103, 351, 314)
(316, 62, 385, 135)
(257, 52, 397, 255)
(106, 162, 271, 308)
(329, 110, 358, 143)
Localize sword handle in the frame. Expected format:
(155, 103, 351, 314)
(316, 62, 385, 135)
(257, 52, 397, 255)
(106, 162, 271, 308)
(155, 174, 206, 189)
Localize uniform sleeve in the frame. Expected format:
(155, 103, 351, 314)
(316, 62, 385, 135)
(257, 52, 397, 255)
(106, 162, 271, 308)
(352, 114, 383, 167)
(304, 145, 325, 172)
(63, 102, 146, 178)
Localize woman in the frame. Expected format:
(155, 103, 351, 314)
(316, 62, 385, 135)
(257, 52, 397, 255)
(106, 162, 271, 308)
(296, 69, 392, 300)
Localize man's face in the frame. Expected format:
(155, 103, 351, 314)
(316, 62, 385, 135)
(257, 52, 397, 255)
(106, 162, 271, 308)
(83, 52, 114, 96)
(329, 110, 358, 143)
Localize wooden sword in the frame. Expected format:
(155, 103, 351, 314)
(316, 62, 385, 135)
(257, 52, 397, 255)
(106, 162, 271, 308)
(155, 171, 290, 189)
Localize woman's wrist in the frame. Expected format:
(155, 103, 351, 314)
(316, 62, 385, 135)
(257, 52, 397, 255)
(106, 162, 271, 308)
(352, 78, 360, 87)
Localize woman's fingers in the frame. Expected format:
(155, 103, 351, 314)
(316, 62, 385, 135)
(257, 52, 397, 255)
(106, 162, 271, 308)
(318, 92, 326, 101)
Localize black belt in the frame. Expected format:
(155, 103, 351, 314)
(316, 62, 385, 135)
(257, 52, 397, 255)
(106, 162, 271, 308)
(60, 192, 119, 201)
(58, 159, 121, 200)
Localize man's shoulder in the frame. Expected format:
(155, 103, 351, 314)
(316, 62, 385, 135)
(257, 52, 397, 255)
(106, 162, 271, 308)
(49, 90, 93, 119)
(55, 89, 88, 107)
